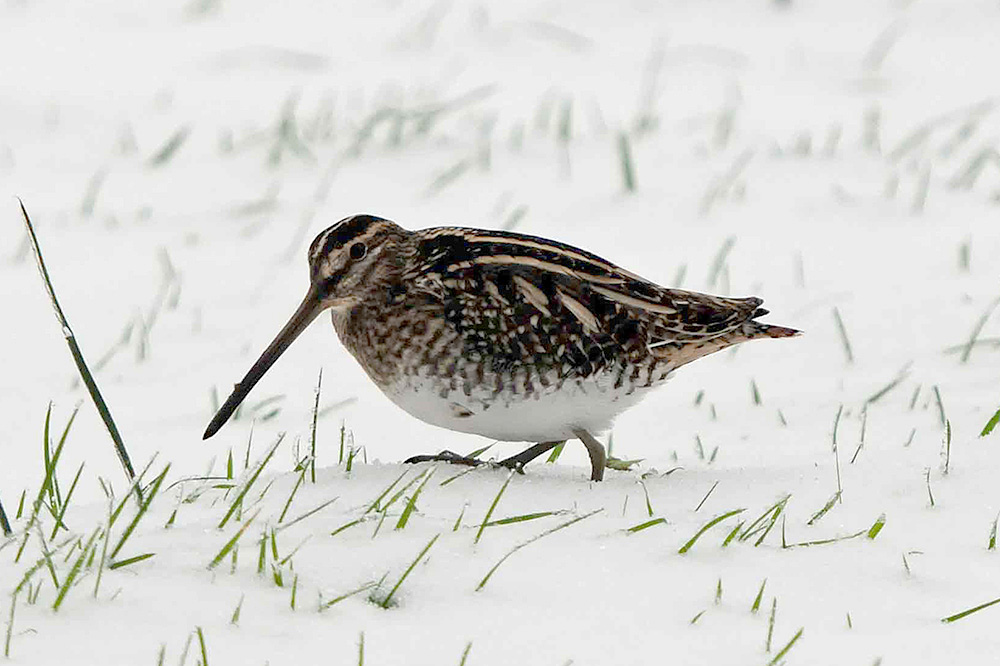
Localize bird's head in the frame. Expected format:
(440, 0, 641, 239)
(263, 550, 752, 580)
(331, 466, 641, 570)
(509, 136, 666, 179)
(203, 213, 405, 439)
(306, 214, 406, 309)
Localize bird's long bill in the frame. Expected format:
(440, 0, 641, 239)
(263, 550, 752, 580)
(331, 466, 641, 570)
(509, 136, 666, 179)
(203, 287, 324, 439)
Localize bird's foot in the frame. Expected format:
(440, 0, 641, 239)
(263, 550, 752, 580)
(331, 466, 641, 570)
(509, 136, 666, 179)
(405, 441, 565, 476)
(403, 450, 486, 467)
(403, 451, 530, 475)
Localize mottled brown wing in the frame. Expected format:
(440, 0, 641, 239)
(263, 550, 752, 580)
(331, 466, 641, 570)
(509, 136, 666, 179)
(406, 227, 765, 362)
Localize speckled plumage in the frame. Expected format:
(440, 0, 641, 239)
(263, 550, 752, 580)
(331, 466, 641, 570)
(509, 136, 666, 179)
(206, 214, 799, 481)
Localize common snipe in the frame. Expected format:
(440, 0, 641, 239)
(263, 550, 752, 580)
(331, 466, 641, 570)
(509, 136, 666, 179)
(204, 214, 799, 481)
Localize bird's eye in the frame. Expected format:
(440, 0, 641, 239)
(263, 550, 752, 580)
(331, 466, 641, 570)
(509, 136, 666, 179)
(349, 242, 367, 260)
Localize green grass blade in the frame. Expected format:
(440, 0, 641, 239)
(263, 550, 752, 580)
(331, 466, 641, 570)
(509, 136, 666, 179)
(19, 200, 137, 485)
(626, 517, 667, 534)
(981, 406, 1000, 438)
(832, 307, 854, 363)
(379, 533, 440, 608)
(867, 513, 887, 539)
(310, 369, 322, 484)
(148, 125, 191, 166)
(475, 471, 514, 545)
(364, 469, 409, 514)
(109, 552, 156, 570)
(751, 578, 767, 613)
(382, 470, 427, 514)
(208, 509, 261, 570)
(230, 595, 244, 625)
(678, 509, 745, 554)
(320, 580, 379, 611)
(52, 527, 101, 612)
(17, 413, 73, 562)
(440, 466, 478, 486)
(545, 442, 565, 463)
(0, 495, 11, 537)
(865, 368, 909, 405)
(639, 480, 654, 517)
(93, 504, 113, 598)
(110, 464, 170, 559)
(278, 497, 338, 532)
(486, 511, 558, 527)
(396, 469, 435, 530)
(278, 469, 306, 524)
(195, 626, 209, 666)
(3, 590, 16, 658)
(960, 295, 1000, 363)
(807, 492, 841, 525)
(767, 627, 804, 665)
(476, 508, 602, 591)
(219, 434, 284, 529)
(331, 519, 364, 537)
(942, 596, 1000, 623)
(618, 132, 636, 192)
(49, 462, 85, 540)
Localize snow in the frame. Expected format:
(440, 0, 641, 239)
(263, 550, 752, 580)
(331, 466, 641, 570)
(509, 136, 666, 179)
(3, 0, 1000, 664)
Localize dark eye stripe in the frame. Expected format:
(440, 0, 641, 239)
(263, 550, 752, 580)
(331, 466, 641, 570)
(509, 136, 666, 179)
(317, 214, 383, 258)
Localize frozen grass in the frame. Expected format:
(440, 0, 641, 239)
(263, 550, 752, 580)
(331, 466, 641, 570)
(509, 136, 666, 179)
(4, 0, 1000, 664)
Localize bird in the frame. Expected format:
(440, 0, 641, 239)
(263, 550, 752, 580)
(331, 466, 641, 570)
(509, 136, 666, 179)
(204, 214, 799, 481)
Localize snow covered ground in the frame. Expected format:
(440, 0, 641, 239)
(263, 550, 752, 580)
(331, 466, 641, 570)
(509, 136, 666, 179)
(3, 0, 1000, 663)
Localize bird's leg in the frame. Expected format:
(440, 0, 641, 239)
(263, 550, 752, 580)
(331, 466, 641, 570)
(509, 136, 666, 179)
(571, 429, 607, 482)
(496, 441, 564, 473)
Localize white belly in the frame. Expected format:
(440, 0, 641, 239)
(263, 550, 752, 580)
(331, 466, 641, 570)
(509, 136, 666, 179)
(383, 369, 663, 442)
